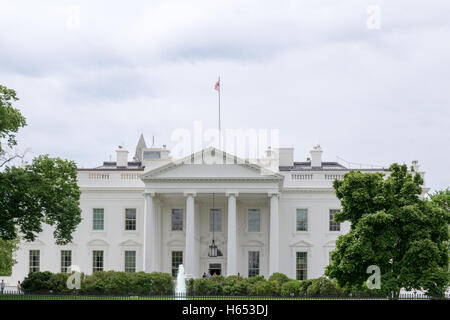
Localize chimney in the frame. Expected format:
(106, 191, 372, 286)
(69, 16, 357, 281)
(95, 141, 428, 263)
(310, 145, 323, 168)
(116, 146, 129, 167)
(276, 147, 294, 167)
(411, 160, 420, 172)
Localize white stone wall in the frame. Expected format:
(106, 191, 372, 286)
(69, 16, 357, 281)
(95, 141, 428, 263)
(8, 156, 391, 286)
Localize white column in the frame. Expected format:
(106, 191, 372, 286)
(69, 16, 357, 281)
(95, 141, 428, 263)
(269, 192, 279, 275)
(226, 192, 238, 276)
(143, 192, 155, 272)
(185, 192, 196, 278)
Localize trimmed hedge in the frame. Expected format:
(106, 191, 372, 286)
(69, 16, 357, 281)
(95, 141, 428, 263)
(22, 271, 349, 297)
(21, 271, 174, 295)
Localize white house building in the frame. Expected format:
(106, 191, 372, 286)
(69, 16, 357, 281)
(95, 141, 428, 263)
(7, 135, 426, 284)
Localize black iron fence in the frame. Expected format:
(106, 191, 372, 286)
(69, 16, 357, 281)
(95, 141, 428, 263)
(0, 291, 449, 300)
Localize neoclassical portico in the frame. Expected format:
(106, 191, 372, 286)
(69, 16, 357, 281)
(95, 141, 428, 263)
(141, 148, 283, 278)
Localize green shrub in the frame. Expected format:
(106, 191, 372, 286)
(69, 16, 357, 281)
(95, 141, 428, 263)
(247, 275, 265, 284)
(249, 280, 280, 296)
(281, 280, 302, 296)
(106, 271, 132, 295)
(80, 271, 109, 294)
(129, 272, 153, 295)
(148, 272, 175, 295)
(299, 279, 313, 296)
(21, 271, 53, 294)
(230, 280, 249, 296)
(306, 277, 343, 296)
(21, 271, 344, 297)
(192, 278, 212, 295)
(223, 275, 242, 287)
(268, 272, 290, 287)
(186, 278, 195, 295)
(49, 272, 71, 294)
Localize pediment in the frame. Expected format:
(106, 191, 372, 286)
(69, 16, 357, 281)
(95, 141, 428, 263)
(26, 239, 45, 246)
(289, 240, 313, 247)
(167, 239, 185, 247)
(141, 147, 283, 181)
(119, 240, 142, 247)
(87, 239, 109, 246)
(57, 242, 78, 248)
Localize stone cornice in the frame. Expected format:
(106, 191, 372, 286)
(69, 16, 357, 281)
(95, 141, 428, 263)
(280, 188, 335, 193)
(80, 187, 144, 193)
(146, 176, 282, 183)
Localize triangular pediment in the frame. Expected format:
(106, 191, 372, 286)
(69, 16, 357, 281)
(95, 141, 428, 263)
(141, 147, 283, 181)
(289, 240, 313, 247)
(119, 240, 142, 247)
(26, 239, 45, 246)
(87, 239, 109, 246)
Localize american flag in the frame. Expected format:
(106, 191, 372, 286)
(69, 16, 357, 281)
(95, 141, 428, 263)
(214, 78, 220, 91)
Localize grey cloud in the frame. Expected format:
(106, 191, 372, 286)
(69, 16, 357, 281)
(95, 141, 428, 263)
(0, 0, 449, 192)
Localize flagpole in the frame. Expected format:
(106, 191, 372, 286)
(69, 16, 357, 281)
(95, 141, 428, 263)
(218, 76, 221, 149)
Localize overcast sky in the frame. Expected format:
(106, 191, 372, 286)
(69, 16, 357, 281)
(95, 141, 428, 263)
(0, 0, 449, 192)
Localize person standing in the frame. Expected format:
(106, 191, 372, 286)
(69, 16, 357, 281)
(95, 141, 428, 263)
(1, 280, 5, 294)
(17, 281, 22, 294)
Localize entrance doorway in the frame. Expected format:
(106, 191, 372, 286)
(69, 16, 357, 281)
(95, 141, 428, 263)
(209, 263, 222, 276)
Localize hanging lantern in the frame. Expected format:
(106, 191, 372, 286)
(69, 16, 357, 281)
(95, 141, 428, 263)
(208, 240, 218, 257)
(208, 193, 219, 258)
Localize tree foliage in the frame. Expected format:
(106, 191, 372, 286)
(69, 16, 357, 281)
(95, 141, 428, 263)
(0, 237, 19, 276)
(325, 164, 450, 297)
(0, 155, 82, 244)
(0, 85, 26, 157)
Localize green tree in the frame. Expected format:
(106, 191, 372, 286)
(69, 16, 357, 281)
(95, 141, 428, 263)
(0, 84, 82, 246)
(325, 164, 450, 298)
(0, 85, 27, 166)
(429, 189, 450, 268)
(0, 155, 82, 244)
(0, 238, 19, 275)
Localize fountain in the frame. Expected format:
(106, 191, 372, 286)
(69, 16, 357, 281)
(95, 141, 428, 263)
(175, 264, 186, 300)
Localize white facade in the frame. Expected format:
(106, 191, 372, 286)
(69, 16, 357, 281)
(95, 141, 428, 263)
(7, 138, 427, 285)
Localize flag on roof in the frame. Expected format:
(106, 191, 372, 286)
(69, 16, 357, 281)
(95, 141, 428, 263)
(214, 78, 220, 91)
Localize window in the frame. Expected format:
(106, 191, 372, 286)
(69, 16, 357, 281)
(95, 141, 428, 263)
(329, 209, 341, 231)
(248, 251, 260, 277)
(93, 250, 104, 272)
(93, 208, 104, 230)
(61, 250, 72, 273)
(296, 252, 307, 280)
(125, 251, 136, 273)
(248, 209, 260, 232)
(143, 151, 161, 159)
(29, 250, 40, 273)
(171, 209, 183, 231)
(125, 208, 136, 231)
(171, 251, 183, 277)
(210, 209, 222, 232)
(296, 209, 308, 231)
